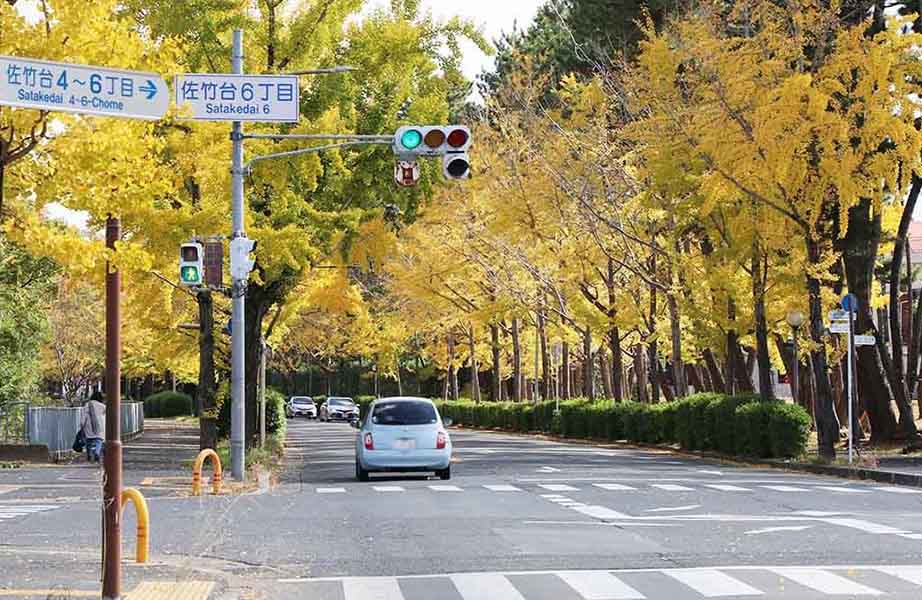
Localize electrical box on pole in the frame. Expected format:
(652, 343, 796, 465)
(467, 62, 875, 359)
(229, 237, 257, 280)
(204, 238, 224, 289)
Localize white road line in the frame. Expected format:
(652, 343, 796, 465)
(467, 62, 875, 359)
(875, 486, 922, 494)
(450, 573, 526, 600)
(572, 505, 632, 520)
(593, 483, 637, 491)
(342, 577, 404, 600)
(540, 494, 566, 499)
(770, 568, 884, 595)
(557, 571, 645, 599)
(538, 484, 579, 492)
(816, 486, 871, 493)
(316, 487, 346, 494)
(875, 565, 922, 585)
(744, 526, 813, 535)
(823, 518, 911, 535)
(761, 485, 808, 492)
(0, 486, 19, 495)
(898, 533, 922, 539)
(645, 504, 701, 513)
(704, 484, 751, 492)
(666, 569, 764, 597)
(484, 485, 521, 492)
(372, 486, 405, 493)
(429, 485, 462, 492)
(651, 484, 694, 492)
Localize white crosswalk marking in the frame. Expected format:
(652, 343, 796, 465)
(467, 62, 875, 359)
(538, 484, 578, 492)
(483, 484, 521, 492)
(342, 577, 404, 600)
(760, 485, 808, 492)
(815, 486, 871, 493)
(572, 505, 631, 520)
(429, 485, 462, 492)
(451, 573, 526, 600)
(666, 569, 764, 597)
(372, 486, 405, 493)
(770, 568, 884, 595)
(317, 487, 346, 494)
(704, 484, 751, 492)
(0, 505, 57, 522)
(558, 571, 645, 599)
(594, 483, 637, 491)
(875, 486, 922, 494)
(875, 565, 922, 586)
(651, 484, 693, 492)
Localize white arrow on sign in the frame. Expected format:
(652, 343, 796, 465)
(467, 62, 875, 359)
(0, 56, 168, 120)
(829, 322, 850, 334)
(854, 334, 876, 346)
(175, 73, 299, 122)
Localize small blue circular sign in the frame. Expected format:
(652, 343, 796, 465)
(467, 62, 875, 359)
(842, 293, 858, 313)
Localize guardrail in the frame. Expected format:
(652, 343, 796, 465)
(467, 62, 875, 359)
(24, 402, 144, 460)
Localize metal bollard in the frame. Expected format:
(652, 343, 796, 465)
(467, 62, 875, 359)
(120, 487, 149, 563)
(192, 448, 223, 496)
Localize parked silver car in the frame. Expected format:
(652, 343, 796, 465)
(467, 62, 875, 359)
(320, 397, 359, 422)
(353, 397, 452, 481)
(286, 396, 316, 418)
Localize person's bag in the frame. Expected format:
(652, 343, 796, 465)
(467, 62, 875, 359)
(72, 428, 86, 453)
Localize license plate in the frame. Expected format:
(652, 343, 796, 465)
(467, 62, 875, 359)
(393, 438, 416, 450)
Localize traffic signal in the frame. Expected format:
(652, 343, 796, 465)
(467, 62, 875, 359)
(229, 236, 257, 280)
(393, 125, 471, 160)
(179, 242, 204, 286)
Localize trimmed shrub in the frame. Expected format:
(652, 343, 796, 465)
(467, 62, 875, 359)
(734, 402, 774, 457)
(767, 402, 811, 458)
(143, 391, 193, 418)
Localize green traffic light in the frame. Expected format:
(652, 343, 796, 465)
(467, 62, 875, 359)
(400, 129, 422, 150)
(181, 266, 201, 284)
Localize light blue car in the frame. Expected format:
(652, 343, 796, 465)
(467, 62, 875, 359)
(354, 397, 453, 481)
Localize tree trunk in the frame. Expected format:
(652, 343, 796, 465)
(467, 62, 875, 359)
(910, 287, 922, 413)
(491, 322, 501, 401)
(539, 310, 552, 400)
(634, 343, 648, 402)
(583, 328, 595, 399)
(561, 341, 571, 400)
(600, 349, 614, 399)
(686, 363, 704, 394)
(843, 198, 905, 441)
(752, 251, 774, 400)
(702, 348, 726, 393)
(469, 324, 481, 402)
(609, 327, 623, 401)
(244, 284, 278, 445)
(197, 290, 217, 451)
(807, 237, 840, 460)
(668, 293, 686, 398)
(448, 334, 459, 401)
(511, 319, 522, 402)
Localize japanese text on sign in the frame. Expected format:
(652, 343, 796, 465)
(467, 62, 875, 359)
(0, 56, 168, 120)
(174, 74, 299, 122)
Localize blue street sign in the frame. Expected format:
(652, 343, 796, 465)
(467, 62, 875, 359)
(0, 56, 168, 120)
(174, 74, 300, 122)
(841, 293, 858, 313)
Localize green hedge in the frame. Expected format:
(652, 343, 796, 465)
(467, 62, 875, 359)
(143, 391, 194, 418)
(216, 385, 287, 441)
(431, 393, 809, 459)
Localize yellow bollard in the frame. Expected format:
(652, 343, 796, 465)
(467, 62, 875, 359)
(192, 449, 222, 496)
(120, 487, 149, 564)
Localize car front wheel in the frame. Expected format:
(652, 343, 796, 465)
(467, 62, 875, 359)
(437, 466, 451, 480)
(356, 460, 369, 482)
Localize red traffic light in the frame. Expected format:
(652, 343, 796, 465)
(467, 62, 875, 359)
(447, 128, 469, 148)
(181, 245, 200, 261)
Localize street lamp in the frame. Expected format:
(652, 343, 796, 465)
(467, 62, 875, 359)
(786, 311, 805, 404)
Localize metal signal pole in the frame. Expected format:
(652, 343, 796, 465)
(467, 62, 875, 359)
(230, 29, 247, 480)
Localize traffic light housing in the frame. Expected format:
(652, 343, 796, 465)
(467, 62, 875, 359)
(229, 236, 257, 280)
(443, 152, 471, 180)
(393, 125, 471, 160)
(179, 242, 204, 286)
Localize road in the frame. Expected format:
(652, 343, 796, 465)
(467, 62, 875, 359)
(4, 419, 922, 598)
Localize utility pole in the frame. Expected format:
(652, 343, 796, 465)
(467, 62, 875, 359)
(102, 215, 122, 600)
(229, 29, 246, 481)
(259, 337, 267, 449)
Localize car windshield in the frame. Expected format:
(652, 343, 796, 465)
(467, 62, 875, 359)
(291, 398, 313, 404)
(329, 398, 353, 406)
(372, 401, 437, 426)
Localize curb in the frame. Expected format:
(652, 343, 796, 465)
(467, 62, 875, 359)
(452, 425, 922, 488)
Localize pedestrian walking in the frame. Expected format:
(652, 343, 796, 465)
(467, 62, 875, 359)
(81, 391, 106, 463)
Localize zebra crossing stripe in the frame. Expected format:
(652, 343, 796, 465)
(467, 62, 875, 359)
(451, 573, 526, 600)
(593, 483, 637, 491)
(342, 577, 403, 600)
(0, 505, 57, 521)
(703, 484, 751, 492)
(558, 571, 645, 599)
(875, 566, 922, 586)
(769, 568, 884, 595)
(760, 485, 808, 492)
(651, 484, 693, 492)
(665, 569, 764, 597)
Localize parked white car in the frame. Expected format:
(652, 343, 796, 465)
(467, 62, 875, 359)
(287, 396, 317, 419)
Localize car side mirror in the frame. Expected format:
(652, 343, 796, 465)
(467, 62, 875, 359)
(443, 417, 453, 427)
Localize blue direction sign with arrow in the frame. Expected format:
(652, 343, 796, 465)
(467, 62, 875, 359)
(0, 56, 168, 120)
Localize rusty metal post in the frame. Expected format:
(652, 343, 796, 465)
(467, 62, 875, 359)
(103, 215, 123, 599)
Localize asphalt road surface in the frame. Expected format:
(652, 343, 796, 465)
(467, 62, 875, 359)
(5, 418, 922, 599)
